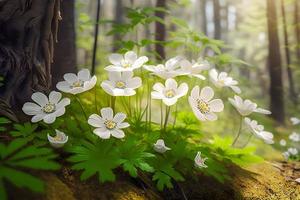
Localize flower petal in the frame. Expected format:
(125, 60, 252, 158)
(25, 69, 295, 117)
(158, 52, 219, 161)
(56, 81, 71, 93)
(153, 83, 165, 93)
(177, 83, 188, 97)
(204, 112, 217, 121)
(191, 86, 200, 99)
(78, 69, 91, 81)
(31, 114, 46, 123)
(111, 129, 125, 139)
(163, 97, 178, 106)
(64, 73, 78, 84)
(56, 98, 70, 109)
(43, 114, 56, 124)
(118, 122, 130, 129)
(165, 78, 178, 89)
(32, 92, 48, 106)
(88, 114, 104, 128)
(113, 113, 126, 123)
(109, 53, 123, 65)
(124, 51, 137, 63)
(200, 86, 214, 102)
(22, 102, 42, 115)
(209, 99, 224, 112)
(49, 91, 62, 104)
(101, 107, 114, 120)
(94, 128, 111, 139)
(132, 56, 148, 69)
(127, 77, 142, 89)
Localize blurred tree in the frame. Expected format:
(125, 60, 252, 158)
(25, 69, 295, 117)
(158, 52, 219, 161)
(155, 0, 166, 60)
(266, 0, 285, 123)
(112, 0, 124, 51)
(280, 0, 297, 104)
(213, 0, 221, 40)
(295, 0, 300, 61)
(200, 0, 207, 35)
(52, 0, 77, 86)
(0, 0, 60, 120)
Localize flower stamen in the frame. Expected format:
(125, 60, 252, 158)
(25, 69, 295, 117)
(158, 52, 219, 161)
(71, 80, 83, 88)
(115, 81, 126, 89)
(42, 103, 56, 114)
(165, 89, 175, 98)
(197, 99, 210, 114)
(104, 120, 117, 130)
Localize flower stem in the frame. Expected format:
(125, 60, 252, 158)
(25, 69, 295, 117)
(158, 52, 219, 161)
(94, 86, 98, 112)
(232, 115, 243, 147)
(241, 134, 253, 148)
(163, 106, 171, 132)
(74, 96, 92, 133)
(172, 104, 178, 129)
(160, 101, 163, 130)
(110, 96, 116, 112)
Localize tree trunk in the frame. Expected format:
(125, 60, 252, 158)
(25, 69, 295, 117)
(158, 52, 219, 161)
(213, 0, 221, 40)
(266, 0, 285, 123)
(200, 0, 207, 35)
(280, 0, 297, 104)
(295, 0, 300, 62)
(155, 0, 166, 61)
(0, 0, 61, 121)
(112, 0, 123, 52)
(51, 0, 76, 86)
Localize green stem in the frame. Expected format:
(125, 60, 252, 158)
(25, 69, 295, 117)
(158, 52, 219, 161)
(232, 115, 243, 147)
(94, 86, 98, 112)
(74, 95, 93, 134)
(163, 106, 171, 133)
(241, 134, 253, 148)
(110, 96, 116, 112)
(172, 104, 178, 128)
(160, 101, 163, 130)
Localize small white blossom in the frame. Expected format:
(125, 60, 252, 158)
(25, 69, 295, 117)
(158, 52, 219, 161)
(105, 51, 148, 72)
(194, 152, 208, 168)
(178, 59, 210, 80)
(56, 69, 97, 95)
(144, 56, 183, 79)
(228, 95, 271, 116)
(295, 178, 300, 184)
(151, 78, 188, 106)
(244, 118, 274, 144)
(47, 130, 68, 148)
(88, 107, 130, 139)
(282, 151, 290, 160)
(290, 117, 300, 125)
(101, 71, 142, 96)
(209, 69, 241, 94)
(189, 86, 224, 121)
(22, 91, 70, 124)
(279, 139, 286, 146)
(288, 147, 298, 156)
(153, 139, 171, 153)
(289, 132, 300, 142)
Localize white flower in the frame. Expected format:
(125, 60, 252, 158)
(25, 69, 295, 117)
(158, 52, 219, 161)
(295, 178, 300, 184)
(288, 147, 298, 155)
(290, 117, 300, 125)
(151, 78, 188, 106)
(88, 107, 130, 139)
(188, 86, 224, 121)
(228, 95, 271, 116)
(244, 118, 274, 144)
(101, 71, 142, 96)
(153, 139, 171, 153)
(194, 152, 208, 168)
(105, 51, 148, 72)
(144, 56, 183, 79)
(209, 69, 241, 94)
(47, 130, 68, 148)
(56, 69, 97, 95)
(279, 139, 286, 146)
(289, 132, 300, 142)
(22, 91, 70, 124)
(282, 151, 290, 160)
(178, 59, 210, 80)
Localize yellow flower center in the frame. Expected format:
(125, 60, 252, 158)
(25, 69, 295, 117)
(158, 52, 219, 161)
(104, 120, 116, 130)
(165, 89, 175, 98)
(197, 100, 210, 114)
(53, 134, 63, 141)
(121, 60, 131, 68)
(42, 103, 56, 113)
(116, 81, 126, 89)
(71, 80, 83, 88)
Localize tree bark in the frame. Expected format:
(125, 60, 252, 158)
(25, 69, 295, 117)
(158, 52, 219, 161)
(266, 0, 285, 123)
(155, 0, 166, 61)
(213, 0, 221, 40)
(200, 0, 207, 35)
(51, 0, 76, 86)
(112, 0, 123, 52)
(0, 0, 61, 121)
(295, 0, 300, 62)
(280, 0, 297, 104)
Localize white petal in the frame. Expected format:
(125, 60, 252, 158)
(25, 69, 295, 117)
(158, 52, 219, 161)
(22, 102, 42, 115)
(111, 129, 125, 139)
(64, 73, 78, 84)
(101, 107, 114, 120)
(94, 128, 111, 139)
(127, 77, 142, 89)
(109, 53, 123, 65)
(124, 51, 137, 63)
(209, 69, 218, 80)
(165, 78, 178, 89)
(56, 81, 71, 93)
(191, 86, 200, 99)
(54, 107, 66, 118)
(163, 97, 178, 106)
(177, 83, 188, 97)
(209, 99, 224, 112)
(254, 108, 271, 115)
(31, 114, 46, 123)
(153, 83, 165, 93)
(83, 76, 97, 91)
(151, 91, 164, 99)
(49, 91, 62, 104)
(230, 86, 241, 94)
(205, 112, 217, 121)
(200, 87, 214, 102)
(121, 71, 134, 80)
(132, 56, 148, 69)
(108, 71, 122, 82)
(118, 122, 130, 129)
(43, 114, 56, 124)
(32, 92, 48, 106)
(113, 113, 126, 123)
(88, 114, 104, 128)
(101, 82, 115, 96)
(78, 69, 91, 81)
(56, 98, 70, 109)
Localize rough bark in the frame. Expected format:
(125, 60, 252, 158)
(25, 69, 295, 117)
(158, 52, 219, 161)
(91, 0, 101, 75)
(155, 0, 166, 61)
(0, 0, 61, 121)
(295, 0, 300, 62)
(200, 0, 207, 35)
(213, 0, 221, 40)
(280, 0, 297, 104)
(266, 0, 285, 123)
(51, 0, 76, 86)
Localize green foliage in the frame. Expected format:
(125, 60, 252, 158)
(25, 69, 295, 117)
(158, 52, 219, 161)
(0, 138, 60, 199)
(0, 117, 10, 132)
(10, 123, 38, 137)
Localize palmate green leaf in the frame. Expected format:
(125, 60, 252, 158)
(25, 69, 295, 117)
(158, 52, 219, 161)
(67, 140, 120, 183)
(1, 138, 29, 159)
(10, 123, 38, 137)
(153, 171, 173, 191)
(0, 117, 10, 132)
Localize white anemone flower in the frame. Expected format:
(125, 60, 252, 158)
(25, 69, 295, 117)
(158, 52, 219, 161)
(178, 59, 210, 80)
(209, 69, 241, 94)
(188, 86, 224, 121)
(151, 78, 188, 106)
(279, 139, 286, 146)
(47, 130, 68, 148)
(290, 117, 300, 125)
(144, 56, 183, 79)
(22, 91, 70, 124)
(282, 151, 290, 160)
(105, 51, 148, 72)
(244, 118, 274, 144)
(101, 71, 142, 96)
(194, 152, 208, 168)
(153, 139, 171, 153)
(289, 132, 300, 142)
(88, 107, 130, 139)
(288, 147, 298, 156)
(228, 95, 271, 116)
(56, 69, 97, 95)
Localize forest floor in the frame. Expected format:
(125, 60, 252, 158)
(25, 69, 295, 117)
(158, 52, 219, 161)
(8, 161, 300, 200)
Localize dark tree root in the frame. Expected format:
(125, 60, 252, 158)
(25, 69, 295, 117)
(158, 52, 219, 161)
(0, 0, 61, 121)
